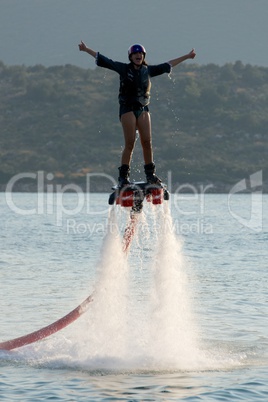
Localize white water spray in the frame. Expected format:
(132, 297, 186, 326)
(70, 204, 204, 370)
(148, 204, 201, 369)
(19, 203, 212, 371)
(75, 207, 130, 364)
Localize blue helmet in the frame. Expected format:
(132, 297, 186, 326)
(128, 44, 146, 59)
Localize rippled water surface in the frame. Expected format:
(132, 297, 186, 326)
(0, 192, 267, 401)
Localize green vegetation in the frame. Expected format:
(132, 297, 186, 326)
(0, 60, 267, 191)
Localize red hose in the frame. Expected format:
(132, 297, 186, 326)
(0, 213, 138, 351)
(0, 295, 93, 351)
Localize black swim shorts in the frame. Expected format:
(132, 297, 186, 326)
(119, 104, 149, 120)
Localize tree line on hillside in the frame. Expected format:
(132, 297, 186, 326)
(0, 60, 267, 191)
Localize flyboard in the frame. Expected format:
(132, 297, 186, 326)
(109, 181, 169, 211)
(109, 181, 169, 252)
(0, 181, 169, 351)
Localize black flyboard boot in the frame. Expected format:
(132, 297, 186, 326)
(118, 164, 130, 188)
(144, 162, 162, 185)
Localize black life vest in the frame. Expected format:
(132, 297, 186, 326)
(119, 63, 151, 107)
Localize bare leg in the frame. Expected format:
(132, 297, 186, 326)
(137, 111, 161, 183)
(136, 111, 153, 164)
(120, 112, 137, 165)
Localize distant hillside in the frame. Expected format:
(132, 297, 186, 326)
(0, 60, 268, 192)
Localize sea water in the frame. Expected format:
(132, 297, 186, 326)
(0, 192, 268, 401)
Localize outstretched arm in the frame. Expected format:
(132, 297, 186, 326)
(78, 40, 97, 58)
(168, 49, 196, 67)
